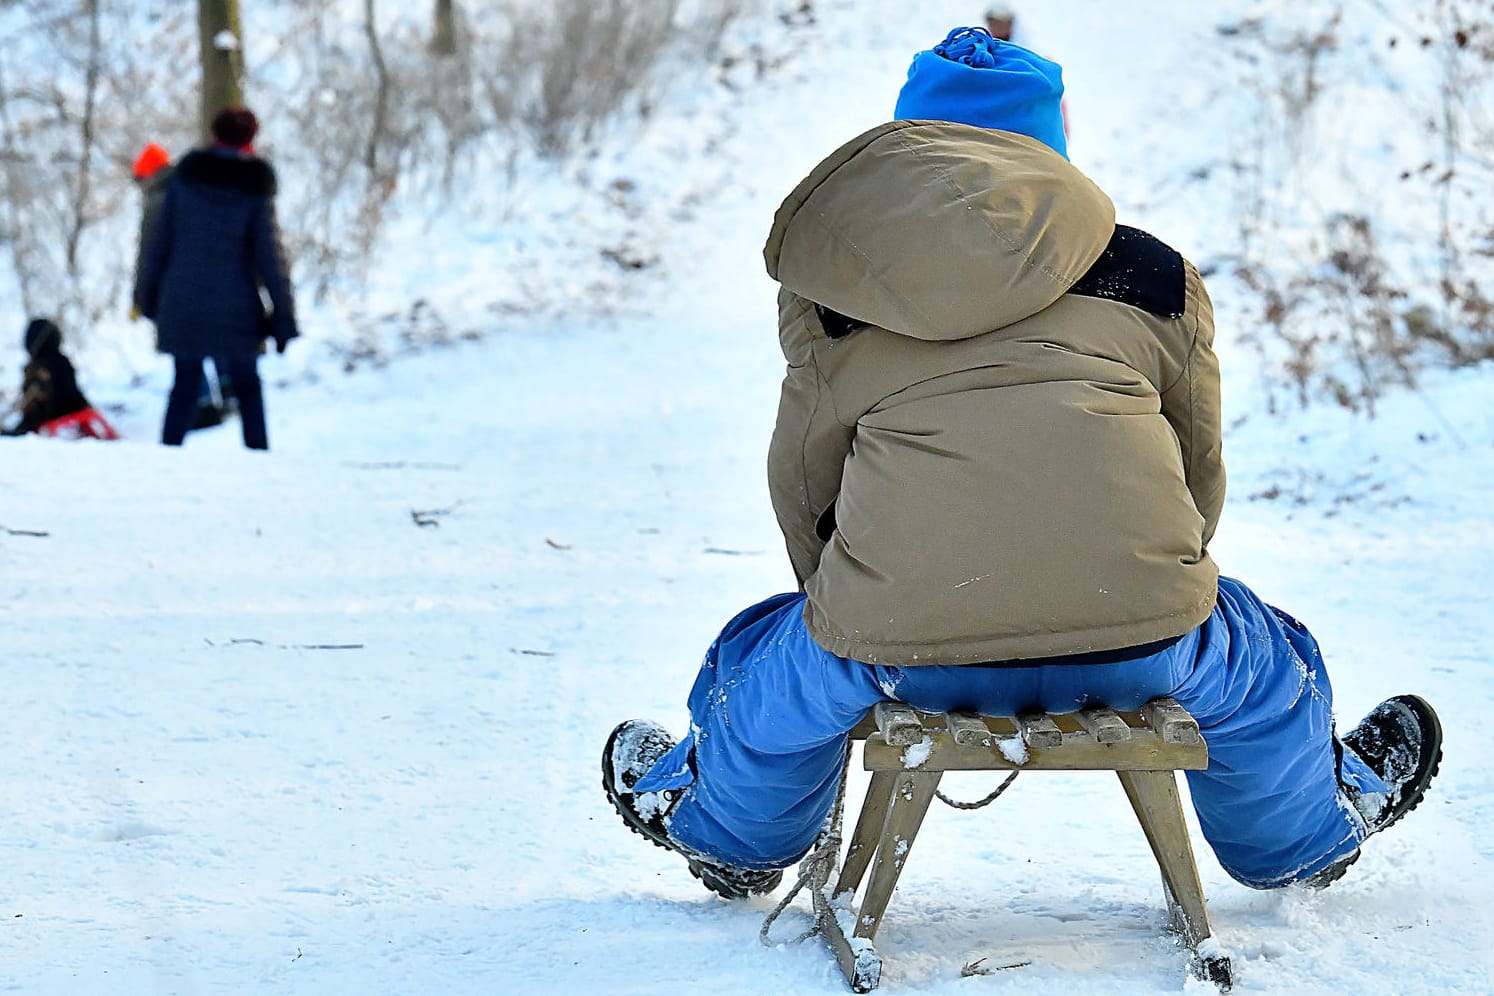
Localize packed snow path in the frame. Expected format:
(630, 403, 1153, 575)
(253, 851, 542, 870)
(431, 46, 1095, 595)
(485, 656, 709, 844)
(6, 293, 1492, 996)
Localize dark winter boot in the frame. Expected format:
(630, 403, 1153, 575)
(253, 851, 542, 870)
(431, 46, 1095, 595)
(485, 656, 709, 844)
(190, 401, 225, 430)
(1305, 694, 1443, 888)
(602, 720, 783, 900)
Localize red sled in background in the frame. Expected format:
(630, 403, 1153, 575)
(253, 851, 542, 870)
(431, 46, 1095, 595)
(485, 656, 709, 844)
(36, 408, 120, 441)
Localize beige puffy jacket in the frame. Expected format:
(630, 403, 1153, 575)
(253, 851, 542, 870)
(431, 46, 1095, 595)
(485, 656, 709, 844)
(764, 121, 1224, 665)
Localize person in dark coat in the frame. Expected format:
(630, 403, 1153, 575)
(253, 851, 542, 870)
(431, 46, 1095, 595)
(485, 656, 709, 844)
(131, 143, 173, 294)
(132, 143, 231, 431)
(134, 107, 298, 450)
(4, 318, 92, 436)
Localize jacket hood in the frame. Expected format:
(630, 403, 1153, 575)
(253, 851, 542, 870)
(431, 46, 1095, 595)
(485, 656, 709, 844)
(176, 148, 277, 197)
(24, 317, 61, 356)
(764, 121, 1115, 340)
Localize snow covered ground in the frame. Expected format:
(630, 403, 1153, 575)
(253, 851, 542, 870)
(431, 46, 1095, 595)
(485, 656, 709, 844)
(4, 2, 1493, 993)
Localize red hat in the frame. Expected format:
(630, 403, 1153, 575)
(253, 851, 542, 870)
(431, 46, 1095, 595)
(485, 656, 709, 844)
(132, 143, 170, 180)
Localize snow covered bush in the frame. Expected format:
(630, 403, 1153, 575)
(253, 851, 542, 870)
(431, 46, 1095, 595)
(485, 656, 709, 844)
(0, 1, 196, 348)
(1217, 0, 1494, 412)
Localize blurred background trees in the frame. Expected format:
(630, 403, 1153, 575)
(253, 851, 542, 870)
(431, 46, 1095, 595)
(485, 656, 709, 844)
(0, 0, 1490, 413)
(0, 0, 756, 356)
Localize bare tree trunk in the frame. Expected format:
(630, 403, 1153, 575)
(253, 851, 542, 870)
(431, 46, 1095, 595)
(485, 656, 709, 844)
(432, 0, 458, 56)
(198, 0, 245, 142)
(363, 0, 390, 172)
(65, 0, 102, 278)
(0, 57, 37, 317)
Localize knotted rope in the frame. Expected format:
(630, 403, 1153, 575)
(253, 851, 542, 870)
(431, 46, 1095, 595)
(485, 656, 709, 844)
(760, 741, 1021, 946)
(760, 741, 853, 947)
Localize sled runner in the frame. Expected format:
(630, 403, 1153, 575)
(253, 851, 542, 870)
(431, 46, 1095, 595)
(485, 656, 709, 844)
(36, 408, 120, 441)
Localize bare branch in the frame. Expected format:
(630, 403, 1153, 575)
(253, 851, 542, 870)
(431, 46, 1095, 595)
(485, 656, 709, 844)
(363, 0, 390, 173)
(64, 0, 101, 277)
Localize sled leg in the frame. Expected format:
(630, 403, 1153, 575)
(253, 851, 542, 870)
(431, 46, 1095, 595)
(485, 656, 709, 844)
(1117, 770, 1233, 991)
(835, 771, 896, 898)
(854, 770, 943, 941)
(816, 902, 882, 994)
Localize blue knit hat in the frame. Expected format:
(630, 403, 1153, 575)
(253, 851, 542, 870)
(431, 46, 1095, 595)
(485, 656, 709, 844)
(893, 26, 1067, 159)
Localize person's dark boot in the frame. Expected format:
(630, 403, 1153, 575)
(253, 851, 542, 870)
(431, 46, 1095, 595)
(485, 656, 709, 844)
(1305, 694, 1443, 888)
(603, 720, 782, 900)
(190, 401, 224, 430)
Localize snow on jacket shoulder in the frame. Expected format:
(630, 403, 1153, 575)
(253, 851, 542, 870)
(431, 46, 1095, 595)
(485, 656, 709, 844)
(763, 121, 1223, 665)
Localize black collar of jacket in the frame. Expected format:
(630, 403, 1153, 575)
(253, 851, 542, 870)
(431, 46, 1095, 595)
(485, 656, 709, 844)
(175, 149, 277, 197)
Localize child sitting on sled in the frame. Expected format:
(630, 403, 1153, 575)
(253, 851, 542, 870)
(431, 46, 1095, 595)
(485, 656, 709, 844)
(3, 318, 118, 440)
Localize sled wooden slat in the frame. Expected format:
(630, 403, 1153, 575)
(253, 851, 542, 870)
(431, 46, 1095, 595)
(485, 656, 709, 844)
(1017, 710, 1063, 749)
(818, 698, 1232, 994)
(862, 727, 1204, 772)
(946, 711, 995, 748)
(872, 702, 924, 746)
(1077, 706, 1133, 743)
(1141, 696, 1202, 745)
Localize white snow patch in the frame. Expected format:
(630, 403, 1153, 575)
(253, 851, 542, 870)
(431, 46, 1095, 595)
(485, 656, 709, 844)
(998, 736, 1030, 766)
(902, 736, 935, 769)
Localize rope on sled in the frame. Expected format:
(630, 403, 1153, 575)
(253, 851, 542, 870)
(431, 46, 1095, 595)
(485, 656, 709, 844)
(759, 747, 1021, 946)
(935, 770, 1020, 810)
(759, 742, 853, 948)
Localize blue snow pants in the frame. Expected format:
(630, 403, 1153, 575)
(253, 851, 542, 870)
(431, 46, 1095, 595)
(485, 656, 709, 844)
(633, 576, 1386, 890)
